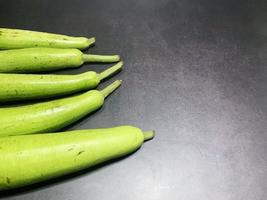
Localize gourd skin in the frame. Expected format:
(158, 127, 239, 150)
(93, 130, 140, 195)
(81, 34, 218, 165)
(0, 90, 104, 137)
(0, 61, 123, 102)
(0, 126, 145, 190)
(0, 72, 100, 101)
(0, 28, 94, 50)
(0, 48, 83, 73)
(0, 47, 120, 73)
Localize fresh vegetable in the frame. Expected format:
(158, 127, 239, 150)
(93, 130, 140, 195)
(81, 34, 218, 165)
(0, 80, 121, 137)
(0, 48, 120, 73)
(0, 28, 95, 50)
(0, 61, 123, 102)
(0, 126, 155, 190)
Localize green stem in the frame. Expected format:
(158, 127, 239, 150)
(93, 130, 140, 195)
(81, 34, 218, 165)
(143, 130, 155, 141)
(99, 61, 123, 80)
(82, 54, 120, 63)
(100, 80, 122, 98)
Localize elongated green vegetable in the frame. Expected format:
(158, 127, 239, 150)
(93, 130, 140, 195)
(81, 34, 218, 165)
(0, 61, 123, 102)
(0, 126, 155, 191)
(0, 80, 121, 137)
(0, 28, 95, 50)
(0, 47, 120, 73)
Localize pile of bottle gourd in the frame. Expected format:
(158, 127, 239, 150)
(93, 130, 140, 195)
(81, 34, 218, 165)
(0, 28, 154, 191)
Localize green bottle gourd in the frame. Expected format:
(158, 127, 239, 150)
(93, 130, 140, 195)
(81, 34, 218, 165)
(0, 80, 121, 137)
(0, 126, 155, 191)
(0, 61, 123, 102)
(0, 28, 95, 50)
(0, 47, 120, 73)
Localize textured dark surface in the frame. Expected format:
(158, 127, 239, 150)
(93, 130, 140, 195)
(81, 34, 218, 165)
(0, 0, 267, 199)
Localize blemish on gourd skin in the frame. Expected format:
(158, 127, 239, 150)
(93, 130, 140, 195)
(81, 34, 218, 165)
(77, 150, 85, 156)
(67, 148, 73, 151)
(6, 177, 11, 184)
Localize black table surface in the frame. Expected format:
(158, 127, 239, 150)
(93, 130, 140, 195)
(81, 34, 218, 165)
(0, 0, 266, 199)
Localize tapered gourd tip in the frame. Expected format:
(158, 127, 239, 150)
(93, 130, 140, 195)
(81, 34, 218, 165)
(88, 37, 96, 46)
(99, 61, 123, 80)
(100, 80, 122, 98)
(143, 130, 155, 141)
(115, 55, 121, 61)
(82, 54, 121, 63)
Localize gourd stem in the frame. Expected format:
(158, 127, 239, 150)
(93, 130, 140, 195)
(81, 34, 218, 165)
(100, 80, 122, 98)
(82, 54, 120, 63)
(99, 61, 123, 80)
(143, 130, 155, 141)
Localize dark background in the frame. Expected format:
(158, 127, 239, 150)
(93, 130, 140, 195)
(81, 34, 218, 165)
(0, 0, 267, 199)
